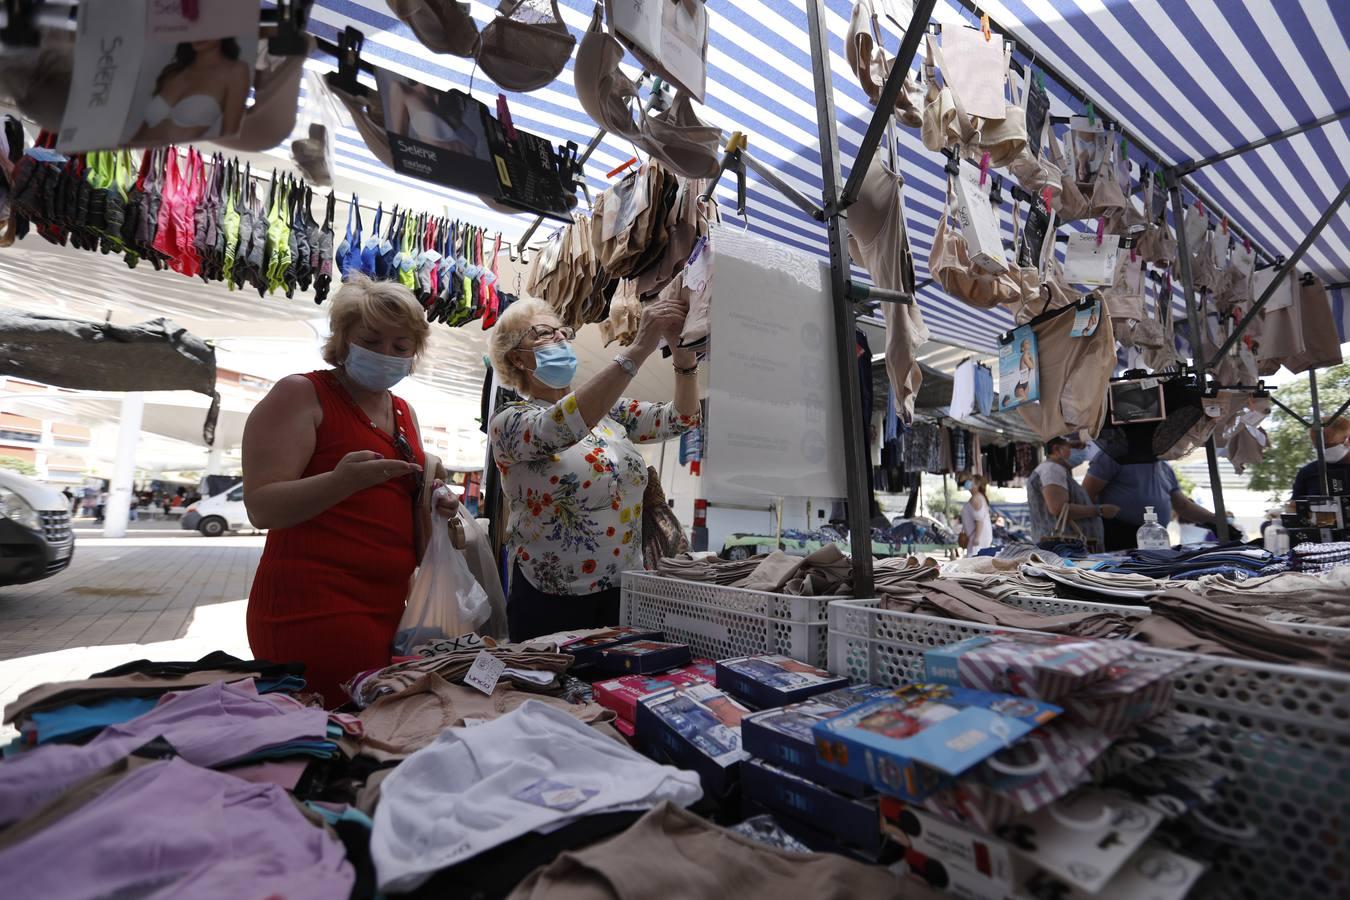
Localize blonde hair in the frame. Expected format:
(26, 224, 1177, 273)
(487, 297, 561, 394)
(321, 275, 430, 368)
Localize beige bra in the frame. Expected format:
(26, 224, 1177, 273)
(846, 0, 923, 129)
(387, 0, 479, 58)
(930, 178, 1022, 309)
(970, 44, 1027, 169)
(1088, 134, 1127, 219)
(921, 35, 979, 153)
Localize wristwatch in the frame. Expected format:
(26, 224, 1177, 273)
(613, 354, 638, 377)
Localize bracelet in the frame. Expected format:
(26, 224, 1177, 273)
(613, 354, 638, 377)
(673, 362, 699, 376)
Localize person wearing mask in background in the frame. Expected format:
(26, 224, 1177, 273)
(1083, 453, 1224, 551)
(242, 276, 458, 705)
(1291, 419, 1350, 499)
(958, 473, 994, 556)
(1027, 437, 1117, 550)
(487, 297, 700, 642)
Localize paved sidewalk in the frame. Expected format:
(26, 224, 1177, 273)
(0, 531, 261, 731)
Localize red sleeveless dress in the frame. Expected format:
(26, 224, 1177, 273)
(247, 370, 425, 705)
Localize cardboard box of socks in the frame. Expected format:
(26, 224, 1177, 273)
(923, 633, 1138, 703)
(592, 660, 718, 737)
(592, 640, 692, 675)
(714, 655, 849, 709)
(635, 682, 752, 796)
(560, 627, 665, 667)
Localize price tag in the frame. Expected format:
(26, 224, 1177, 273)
(464, 650, 506, 695)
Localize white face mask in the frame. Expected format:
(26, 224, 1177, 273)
(1326, 442, 1349, 464)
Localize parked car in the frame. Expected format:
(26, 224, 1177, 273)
(181, 481, 249, 537)
(0, 469, 74, 585)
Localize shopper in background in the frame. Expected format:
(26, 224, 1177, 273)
(242, 275, 457, 705)
(1083, 454, 1223, 551)
(487, 297, 700, 642)
(1291, 418, 1350, 499)
(1027, 436, 1116, 550)
(958, 473, 994, 556)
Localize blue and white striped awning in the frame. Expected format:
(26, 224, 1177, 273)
(304, 1, 1347, 352)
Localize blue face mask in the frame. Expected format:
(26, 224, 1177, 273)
(1066, 448, 1090, 468)
(961, 480, 974, 491)
(532, 342, 578, 389)
(345, 343, 413, 391)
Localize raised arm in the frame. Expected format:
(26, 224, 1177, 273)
(242, 375, 420, 530)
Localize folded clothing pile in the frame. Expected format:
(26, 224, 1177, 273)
(1290, 541, 1350, 573)
(1186, 567, 1350, 626)
(1093, 542, 1285, 580)
(343, 644, 573, 708)
(877, 579, 1132, 639)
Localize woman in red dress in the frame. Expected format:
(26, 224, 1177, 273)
(242, 275, 456, 705)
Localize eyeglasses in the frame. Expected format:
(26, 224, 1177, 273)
(518, 324, 575, 347)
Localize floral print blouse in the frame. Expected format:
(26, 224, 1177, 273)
(490, 393, 701, 596)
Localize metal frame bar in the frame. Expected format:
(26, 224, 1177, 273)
(1324, 396, 1350, 430)
(807, 0, 875, 597)
(1269, 396, 1312, 429)
(1171, 109, 1350, 178)
(1309, 371, 1330, 496)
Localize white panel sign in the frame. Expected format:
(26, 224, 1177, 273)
(705, 230, 847, 499)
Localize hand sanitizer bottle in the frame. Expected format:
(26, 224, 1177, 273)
(1136, 506, 1170, 550)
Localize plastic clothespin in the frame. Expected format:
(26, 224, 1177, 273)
(1221, 215, 1229, 235)
(1121, 136, 1129, 159)
(981, 13, 992, 41)
(1041, 186, 1054, 211)
(1243, 235, 1251, 253)
(979, 151, 992, 186)
(1085, 101, 1096, 126)
(496, 94, 517, 141)
(606, 157, 638, 178)
(1096, 217, 1105, 246)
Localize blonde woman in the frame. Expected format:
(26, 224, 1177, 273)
(487, 297, 698, 641)
(242, 276, 456, 705)
(959, 473, 994, 556)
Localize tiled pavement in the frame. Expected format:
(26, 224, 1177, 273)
(0, 525, 261, 732)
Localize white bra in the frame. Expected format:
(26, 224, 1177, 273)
(143, 93, 223, 133)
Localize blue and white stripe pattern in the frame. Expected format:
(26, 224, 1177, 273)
(304, 1, 1347, 351)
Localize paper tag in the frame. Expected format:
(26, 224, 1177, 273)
(1202, 400, 1223, 418)
(461, 717, 489, 727)
(1071, 299, 1102, 338)
(684, 235, 713, 293)
(464, 650, 506, 695)
(513, 778, 598, 812)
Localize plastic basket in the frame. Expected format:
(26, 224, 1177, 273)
(621, 572, 827, 666)
(999, 592, 1152, 617)
(826, 598, 1350, 900)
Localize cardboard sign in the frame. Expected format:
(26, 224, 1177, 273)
(953, 165, 1009, 274)
(998, 325, 1040, 411)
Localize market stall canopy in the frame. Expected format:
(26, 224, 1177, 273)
(0, 391, 249, 451)
(277, 0, 1347, 351)
(0, 312, 216, 396)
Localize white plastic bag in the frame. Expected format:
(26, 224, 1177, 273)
(393, 487, 490, 656)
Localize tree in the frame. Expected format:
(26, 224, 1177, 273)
(1174, 468, 1197, 497)
(0, 455, 37, 477)
(1246, 363, 1350, 502)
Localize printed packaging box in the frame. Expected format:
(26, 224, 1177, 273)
(742, 684, 896, 796)
(1064, 654, 1185, 734)
(561, 627, 663, 667)
(593, 641, 692, 675)
(593, 660, 718, 725)
(924, 633, 1136, 702)
(812, 683, 1061, 801)
(742, 798, 899, 866)
(741, 758, 886, 857)
(636, 682, 751, 795)
(715, 655, 849, 709)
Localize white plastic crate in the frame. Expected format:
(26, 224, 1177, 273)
(623, 571, 834, 621)
(621, 572, 827, 666)
(1000, 592, 1152, 617)
(826, 598, 1350, 900)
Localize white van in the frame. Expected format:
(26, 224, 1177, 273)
(180, 481, 249, 537)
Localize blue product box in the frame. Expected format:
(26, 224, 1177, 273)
(715, 655, 850, 709)
(742, 758, 886, 857)
(741, 798, 900, 866)
(812, 683, 1061, 801)
(594, 640, 692, 675)
(561, 627, 664, 667)
(635, 682, 751, 796)
(741, 685, 896, 797)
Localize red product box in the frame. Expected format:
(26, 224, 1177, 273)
(593, 659, 718, 724)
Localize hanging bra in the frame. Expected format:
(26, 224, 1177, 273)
(397, 210, 417, 290)
(292, 184, 312, 293)
(377, 206, 400, 278)
(360, 202, 383, 276)
(143, 94, 223, 133)
(313, 191, 336, 304)
(221, 163, 241, 285)
(336, 195, 362, 280)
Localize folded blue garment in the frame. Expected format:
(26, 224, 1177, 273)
(26, 697, 159, 746)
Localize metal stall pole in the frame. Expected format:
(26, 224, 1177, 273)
(1166, 175, 1228, 535)
(805, 0, 875, 596)
(1309, 370, 1330, 496)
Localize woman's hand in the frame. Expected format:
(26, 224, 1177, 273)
(333, 450, 422, 494)
(1099, 504, 1120, 519)
(432, 481, 461, 518)
(632, 299, 689, 357)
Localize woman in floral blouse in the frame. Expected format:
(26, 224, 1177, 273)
(488, 297, 701, 641)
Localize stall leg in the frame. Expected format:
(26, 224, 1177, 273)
(103, 392, 144, 539)
(1310, 369, 1329, 496)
